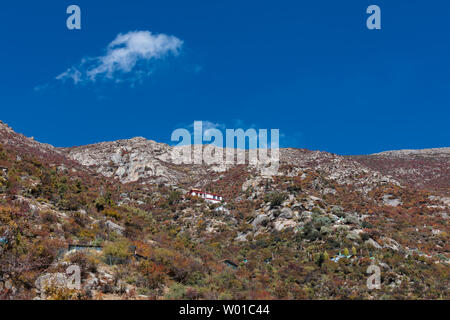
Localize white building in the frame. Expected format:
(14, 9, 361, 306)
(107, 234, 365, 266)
(189, 189, 223, 203)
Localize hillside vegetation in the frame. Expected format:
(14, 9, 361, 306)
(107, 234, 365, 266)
(0, 121, 448, 300)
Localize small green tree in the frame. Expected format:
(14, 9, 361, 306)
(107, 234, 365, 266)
(168, 190, 181, 205)
(264, 192, 287, 208)
(95, 191, 113, 211)
(316, 253, 324, 266)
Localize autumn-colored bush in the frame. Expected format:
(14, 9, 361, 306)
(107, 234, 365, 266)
(103, 208, 122, 220)
(68, 251, 98, 277)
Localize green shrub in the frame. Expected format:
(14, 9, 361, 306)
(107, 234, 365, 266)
(264, 192, 287, 208)
(168, 190, 181, 205)
(218, 292, 233, 300)
(95, 192, 114, 212)
(165, 283, 187, 299)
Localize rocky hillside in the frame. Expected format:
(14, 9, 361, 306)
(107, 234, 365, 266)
(61, 137, 404, 198)
(0, 120, 448, 300)
(351, 148, 450, 196)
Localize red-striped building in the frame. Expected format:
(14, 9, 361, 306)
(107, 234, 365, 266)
(189, 189, 223, 203)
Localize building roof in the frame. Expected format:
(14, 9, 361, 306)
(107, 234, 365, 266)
(189, 189, 223, 198)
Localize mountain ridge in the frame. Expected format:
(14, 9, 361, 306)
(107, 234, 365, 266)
(0, 119, 448, 300)
(1, 119, 448, 196)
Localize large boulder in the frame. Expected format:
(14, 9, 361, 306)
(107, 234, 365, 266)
(346, 230, 362, 242)
(268, 209, 281, 220)
(35, 273, 69, 299)
(273, 219, 297, 232)
(382, 237, 401, 251)
(252, 214, 269, 227)
(344, 214, 359, 225)
(365, 238, 382, 249)
(279, 207, 293, 219)
(105, 220, 125, 235)
(215, 206, 230, 215)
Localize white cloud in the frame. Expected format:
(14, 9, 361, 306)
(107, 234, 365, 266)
(56, 30, 183, 84)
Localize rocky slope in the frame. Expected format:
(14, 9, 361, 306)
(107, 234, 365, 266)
(351, 148, 450, 196)
(0, 120, 97, 176)
(0, 120, 448, 300)
(60, 137, 406, 199)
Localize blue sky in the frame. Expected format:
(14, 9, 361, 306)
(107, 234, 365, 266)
(0, 0, 448, 154)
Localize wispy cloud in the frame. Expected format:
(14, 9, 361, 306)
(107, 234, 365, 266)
(56, 30, 183, 85)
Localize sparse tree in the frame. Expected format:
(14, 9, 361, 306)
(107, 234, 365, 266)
(343, 248, 350, 256)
